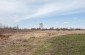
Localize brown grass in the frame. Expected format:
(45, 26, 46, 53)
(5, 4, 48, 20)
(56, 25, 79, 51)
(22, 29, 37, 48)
(0, 30, 85, 55)
(7, 30, 85, 40)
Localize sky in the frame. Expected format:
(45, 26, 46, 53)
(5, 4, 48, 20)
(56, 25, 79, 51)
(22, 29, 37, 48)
(0, 0, 85, 29)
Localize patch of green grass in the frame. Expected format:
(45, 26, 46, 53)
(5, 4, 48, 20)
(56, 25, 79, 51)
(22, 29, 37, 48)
(33, 34, 85, 55)
(33, 43, 52, 55)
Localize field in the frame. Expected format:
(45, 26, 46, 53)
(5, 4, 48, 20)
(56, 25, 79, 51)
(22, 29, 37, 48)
(33, 34, 85, 55)
(0, 30, 85, 55)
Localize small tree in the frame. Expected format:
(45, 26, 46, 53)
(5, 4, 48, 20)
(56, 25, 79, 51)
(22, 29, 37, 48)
(39, 23, 43, 29)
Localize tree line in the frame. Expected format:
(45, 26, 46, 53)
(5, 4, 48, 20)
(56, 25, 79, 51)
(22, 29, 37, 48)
(0, 23, 84, 32)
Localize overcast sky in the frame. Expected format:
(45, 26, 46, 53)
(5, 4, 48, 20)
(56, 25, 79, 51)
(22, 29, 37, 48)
(0, 0, 85, 28)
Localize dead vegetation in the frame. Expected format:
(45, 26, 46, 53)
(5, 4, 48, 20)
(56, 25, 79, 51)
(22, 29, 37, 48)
(0, 29, 85, 55)
(0, 29, 85, 41)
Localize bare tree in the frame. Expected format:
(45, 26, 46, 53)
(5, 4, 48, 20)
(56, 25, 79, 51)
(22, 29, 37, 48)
(39, 23, 43, 29)
(0, 23, 4, 28)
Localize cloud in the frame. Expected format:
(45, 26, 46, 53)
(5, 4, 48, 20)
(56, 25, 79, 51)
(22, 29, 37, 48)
(0, 0, 85, 24)
(0, 1, 21, 13)
(16, 0, 85, 22)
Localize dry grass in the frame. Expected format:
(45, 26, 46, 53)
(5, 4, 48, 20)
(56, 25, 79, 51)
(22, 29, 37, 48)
(8, 30, 85, 40)
(0, 30, 85, 55)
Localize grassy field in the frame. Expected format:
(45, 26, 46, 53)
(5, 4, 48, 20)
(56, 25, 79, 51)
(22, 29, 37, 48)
(0, 31, 85, 55)
(33, 34, 85, 55)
